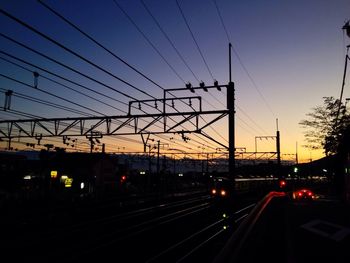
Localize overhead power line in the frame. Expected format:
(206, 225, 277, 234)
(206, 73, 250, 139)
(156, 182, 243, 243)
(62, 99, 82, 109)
(231, 45, 276, 117)
(0, 6, 224, 151)
(0, 56, 127, 114)
(175, 0, 214, 81)
(0, 66, 218, 153)
(140, 0, 227, 143)
(212, 0, 279, 138)
(1, 35, 173, 131)
(0, 51, 128, 109)
(212, 0, 230, 43)
(0, 73, 105, 116)
(0, 44, 219, 152)
(112, 0, 186, 84)
(0, 8, 155, 100)
(236, 104, 269, 134)
(0, 88, 93, 117)
(140, 0, 200, 83)
(0, 33, 132, 104)
(109, 2, 225, 149)
(37, 0, 165, 91)
(212, 0, 275, 116)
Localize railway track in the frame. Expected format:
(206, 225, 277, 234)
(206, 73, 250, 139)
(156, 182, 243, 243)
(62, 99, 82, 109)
(3, 192, 259, 263)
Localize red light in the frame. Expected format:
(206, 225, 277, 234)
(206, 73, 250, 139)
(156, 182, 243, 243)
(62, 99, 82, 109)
(307, 191, 312, 196)
(279, 180, 286, 188)
(298, 192, 303, 196)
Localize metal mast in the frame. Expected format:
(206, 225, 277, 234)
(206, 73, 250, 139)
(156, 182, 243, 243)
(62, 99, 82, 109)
(228, 43, 235, 184)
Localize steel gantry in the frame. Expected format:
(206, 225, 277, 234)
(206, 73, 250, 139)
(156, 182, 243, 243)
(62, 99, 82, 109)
(0, 84, 230, 150)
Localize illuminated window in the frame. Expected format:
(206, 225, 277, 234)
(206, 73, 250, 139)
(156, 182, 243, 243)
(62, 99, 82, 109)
(50, 170, 58, 179)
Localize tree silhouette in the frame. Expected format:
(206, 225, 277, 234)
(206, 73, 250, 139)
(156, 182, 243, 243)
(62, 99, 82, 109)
(299, 96, 350, 156)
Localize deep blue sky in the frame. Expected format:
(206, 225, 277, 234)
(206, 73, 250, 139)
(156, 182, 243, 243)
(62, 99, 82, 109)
(0, 0, 349, 162)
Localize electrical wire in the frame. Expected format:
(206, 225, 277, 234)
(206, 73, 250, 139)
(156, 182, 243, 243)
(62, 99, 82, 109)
(0, 73, 214, 154)
(0, 88, 94, 117)
(1, 73, 107, 116)
(0, 50, 216, 152)
(212, 0, 284, 139)
(37, 0, 165, 91)
(112, 0, 186, 84)
(0, 51, 128, 108)
(175, 0, 214, 81)
(0, 56, 127, 114)
(236, 104, 269, 134)
(0, 8, 155, 100)
(114, 0, 228, 145)
(153, 0, 225, 107)
(0, 6, 223, 152)
(140, 0, 200, 83)
(0, 34, 131, 105)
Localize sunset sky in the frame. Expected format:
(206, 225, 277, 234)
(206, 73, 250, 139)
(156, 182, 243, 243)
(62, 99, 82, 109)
(0, 0, 349, 163)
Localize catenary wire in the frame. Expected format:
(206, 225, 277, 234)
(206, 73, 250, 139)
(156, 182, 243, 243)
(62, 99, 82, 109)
(112, 0, 186, 84)
(140, 0, 200, 83)
(175, 0, 214, 81)
(0, 51, 128, 109)
(0, 49, 217, 153)
(0, 73, 107, 116)
(0, 10, 222, 152)
(113, 0, 228, 144)
(0, 8, 155, 100)
(0, 56, 127, 114)
(37, 0, 165, 91)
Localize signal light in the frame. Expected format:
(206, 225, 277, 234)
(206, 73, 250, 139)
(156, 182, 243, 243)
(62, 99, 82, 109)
(279, 180, 286, 188)
(121, 175, 127, 183)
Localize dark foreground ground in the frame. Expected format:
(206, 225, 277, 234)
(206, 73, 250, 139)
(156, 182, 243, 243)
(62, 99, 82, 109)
(215, 186, 350, 263)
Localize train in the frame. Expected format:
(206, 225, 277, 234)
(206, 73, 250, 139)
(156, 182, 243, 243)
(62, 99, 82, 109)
(209, 175, 329, 201)
(209, 176, 279, 199)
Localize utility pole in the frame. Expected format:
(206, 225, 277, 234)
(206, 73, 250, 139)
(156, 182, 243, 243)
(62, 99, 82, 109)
(276, 118, 281, 167)
(157, 140, 160, 177)
(86, 130, 102, 154)
(206, 153, 209, 175)
(228, 43, 236, 185)
(335, 21, 350, 126)
(155, 141, 169, 173)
